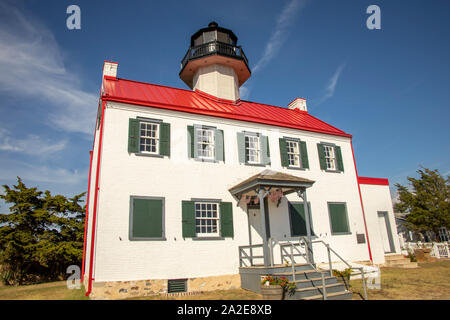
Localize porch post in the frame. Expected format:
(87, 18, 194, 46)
(301, 188, 314, 264)
(258, 188, 270, 267)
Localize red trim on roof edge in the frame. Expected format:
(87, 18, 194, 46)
(103, 95, 352, 138)
(103, 60, 118, 64)
(358, 177, 389, 186)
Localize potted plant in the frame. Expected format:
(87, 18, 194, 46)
(333, 268, 353, 289)
(260, 275, 296, 300)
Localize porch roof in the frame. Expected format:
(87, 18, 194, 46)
(228, 169, 315, 197)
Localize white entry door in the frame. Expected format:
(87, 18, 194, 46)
(378, 211, 394, 253)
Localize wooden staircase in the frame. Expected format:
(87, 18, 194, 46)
(383, 254, 418, 268)
(240, 264, 353, 300)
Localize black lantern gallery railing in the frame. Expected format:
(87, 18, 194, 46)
(180, 40, 249, 71)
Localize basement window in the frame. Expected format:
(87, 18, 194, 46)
(168, 279, 187, 293)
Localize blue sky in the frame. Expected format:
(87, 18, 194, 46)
(0, 0, 449, 208)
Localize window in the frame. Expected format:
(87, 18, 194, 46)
(195, 202, 219, 236)
(129, 197, 165, 240)
(279, 138, 309, 169)
(324, 145, 336, 170)
(286, 140, 301, 168)
(245, 135, 260, 164)
(317, 143, 343, 172)
(128, 118, 170, 156)
(328, 202, 350, 234)
(182, 200, 233, 238)
(139, 122, 159, 154)
(196, 127, 215, 159)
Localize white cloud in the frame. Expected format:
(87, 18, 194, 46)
(0, 128, 67, 156)
(0, 2, 98, 136)
(239, 85, 251, 100)
(313, 63, 346, 106)
(0, 159, 86, 186)
(252, 0, 308, 73)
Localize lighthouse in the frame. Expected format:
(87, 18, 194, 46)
(179, 22, 251, 102)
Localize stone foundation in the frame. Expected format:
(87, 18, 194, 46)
(88, 274, 241, 300)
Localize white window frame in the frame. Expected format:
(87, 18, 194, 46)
(245, 134, 260, 164)
(324, 145, 336, 170)
(195, 202, 220, 237)
(196, 127, 215, 160)
(139, 121, 159, 154)
(286, 140, 301, 168)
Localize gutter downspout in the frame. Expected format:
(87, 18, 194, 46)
(85, 100, 107, 297)
(81, 150, 94, 281)
(351, 140, 373, 264)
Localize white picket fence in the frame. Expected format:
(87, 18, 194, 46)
(402, 242, 450, 259)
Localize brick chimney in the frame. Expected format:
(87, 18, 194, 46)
(288, 98, 307, 112)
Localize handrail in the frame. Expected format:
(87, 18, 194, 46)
(299, 237, 368, 300)
(180, 40, 249, 71)
(238, 243, 264, 267)
(269, 238, 329, 300)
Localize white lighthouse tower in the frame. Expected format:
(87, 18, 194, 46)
(179, 21, 251, 102)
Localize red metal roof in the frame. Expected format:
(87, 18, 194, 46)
(358, 177, 389, 186)
(102, 77, 352, 138)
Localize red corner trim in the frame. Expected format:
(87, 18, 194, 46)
(351, 141, 373, 263)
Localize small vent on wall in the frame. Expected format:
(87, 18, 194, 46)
(356, 233, 366, 244)
(168, 279, 188, 293)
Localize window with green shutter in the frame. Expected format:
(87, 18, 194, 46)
(187, 125, 225, 162)
(280, 138, 309, 169)
(317, 143, 344, 172)
(129, 197, 165, 240)
(182, 200, 233, 238)
(288, 202, 314, 236)
(128, 118, 170, 157)
(238, 132, 270, 166)
(328, 202, 350, 234)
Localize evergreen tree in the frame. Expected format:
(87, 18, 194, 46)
(394, 167, 450, 241)
(0, 177, 85, 285)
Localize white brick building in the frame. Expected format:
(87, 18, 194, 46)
(82, 22, 400, 299)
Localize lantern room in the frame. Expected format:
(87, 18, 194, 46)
(179, 22, 251, 101)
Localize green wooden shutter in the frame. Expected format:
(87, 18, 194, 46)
(215, 129, 225, 162)
(187, 126, 195, 159)
(317, 143, 327, 170)
(131, 198, 163, 239)
(335, 146, 344, 172)
(182, 201, 196, 237)
(237, 132, 246, 164)
(300, 141, 309, 169)
(260, 135, 270, 165)
(220, 202, 234, 238)
(128, 118, 140, 153)
(159, 122, 171, 156)
(328, 203, 350, 234)
(288, 202, 314, 236)
(279, 138, 289, 167)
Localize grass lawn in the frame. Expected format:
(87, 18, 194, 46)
(350, 260, 450, 300)
(0, 260, 448, 300)
(0, 281, 88, 300)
